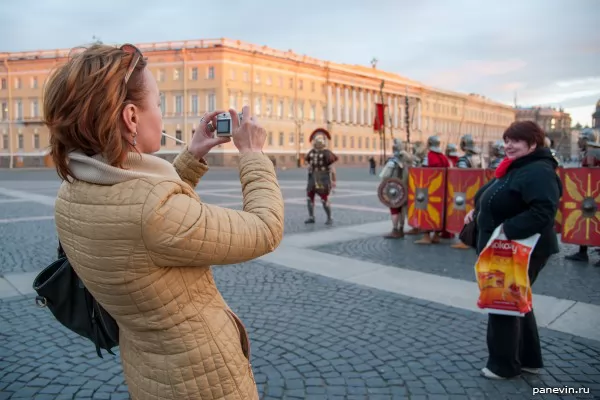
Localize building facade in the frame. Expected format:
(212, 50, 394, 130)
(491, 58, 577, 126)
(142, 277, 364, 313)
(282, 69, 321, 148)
(515, 106, 573, 159)
(0, 38, 516, 168)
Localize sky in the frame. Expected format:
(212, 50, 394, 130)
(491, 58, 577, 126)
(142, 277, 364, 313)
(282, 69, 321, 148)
(1, 0, 599, 126)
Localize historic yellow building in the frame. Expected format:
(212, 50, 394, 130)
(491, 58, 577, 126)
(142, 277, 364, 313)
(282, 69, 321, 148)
(0, 38, 515, 168)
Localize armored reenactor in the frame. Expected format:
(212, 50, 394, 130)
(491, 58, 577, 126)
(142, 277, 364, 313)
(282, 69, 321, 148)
(456, 134, 482, 168)
(544, 137, 563, 167)
(304, 128, 338, 225)
(440, 143, 461, 239)
(411, 141, 427, 167)
(565, 128, 600, 266)
(488, 140, 505, 169)
(450, 134, 483, 249)
(378, 138, 413, 238)
(415, 135, 450, 245)
(445, 143, 459, 167)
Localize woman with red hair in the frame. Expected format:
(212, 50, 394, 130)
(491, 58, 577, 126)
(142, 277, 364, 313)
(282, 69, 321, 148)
(465, 121, 562, 379)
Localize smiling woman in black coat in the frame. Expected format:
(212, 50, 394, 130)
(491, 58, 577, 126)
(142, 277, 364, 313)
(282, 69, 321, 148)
(464, 121, 562, 379)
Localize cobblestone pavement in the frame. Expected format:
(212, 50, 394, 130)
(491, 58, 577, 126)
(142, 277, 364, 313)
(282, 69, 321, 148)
(1, 262, 599, 400)
(1, 169, 599, 399)
(0, 181, 387, 275)
(313, 236, 600, 307)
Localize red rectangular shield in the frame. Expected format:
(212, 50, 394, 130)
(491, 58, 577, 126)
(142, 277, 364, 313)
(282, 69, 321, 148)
(408, 167, 447, 231)
(560, 167, 600, 246)
(484, 169, 495, 183)
(444, 168, 486, 233)
(554, 167, 564, 232)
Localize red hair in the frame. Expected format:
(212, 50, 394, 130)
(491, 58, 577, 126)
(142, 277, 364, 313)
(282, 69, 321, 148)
(503, 121, 545, 148)
(43, 44, 148, 181)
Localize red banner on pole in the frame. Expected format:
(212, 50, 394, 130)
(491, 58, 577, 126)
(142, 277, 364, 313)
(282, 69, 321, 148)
(373, 103, 386, 132)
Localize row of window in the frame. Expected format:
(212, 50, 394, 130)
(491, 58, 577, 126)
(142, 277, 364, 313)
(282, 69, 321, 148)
(0, 77, 39, 90)
(153, 65, 326, 94)
(1, 100, 39, 120)
(1, 134, 40, 150)
(0, 67, 514, 126)
(156, 129, 383, 151)
(1, 129, 518, 152)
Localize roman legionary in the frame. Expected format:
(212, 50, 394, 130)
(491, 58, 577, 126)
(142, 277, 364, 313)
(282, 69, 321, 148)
(415, 135, 450, 245)
(488, 140, 505, 169)
(456, 134, 482, 168)
(544, 137, 563, 167)
(565, 128, 600, 266)
(445, 143, 459, 167)
(451, 134, 482, 249)
(305, 128, 338, 225)
(379, 138, 413, 238)
(411, 141, 427, 167)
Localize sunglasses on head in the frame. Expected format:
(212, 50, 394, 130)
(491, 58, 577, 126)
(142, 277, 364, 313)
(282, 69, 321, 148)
(120, 44, 143, 84)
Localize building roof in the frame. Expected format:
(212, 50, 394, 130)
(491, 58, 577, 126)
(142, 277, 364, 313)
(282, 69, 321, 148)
(0, 37, 512, 109)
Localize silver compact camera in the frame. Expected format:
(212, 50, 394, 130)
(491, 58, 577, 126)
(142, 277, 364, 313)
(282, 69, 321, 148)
(214, 112, 243, 137)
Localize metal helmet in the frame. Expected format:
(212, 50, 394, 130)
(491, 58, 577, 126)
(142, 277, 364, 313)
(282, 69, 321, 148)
(492, 140, 505, 157)
(427, 135, 442, 153)
(392, 138, 404, 155)
(460, 134, 481, 154)
(446, 143, 459, 157)
(309, 128, 331, 150)
(578, 128, 599, 150)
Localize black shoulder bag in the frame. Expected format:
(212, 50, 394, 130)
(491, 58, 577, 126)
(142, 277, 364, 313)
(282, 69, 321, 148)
(459, 218, 478, 248)
(32, 243, 119, 358)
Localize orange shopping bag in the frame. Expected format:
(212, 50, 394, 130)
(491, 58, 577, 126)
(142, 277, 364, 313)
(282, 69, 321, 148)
(474, 225, 540, 316)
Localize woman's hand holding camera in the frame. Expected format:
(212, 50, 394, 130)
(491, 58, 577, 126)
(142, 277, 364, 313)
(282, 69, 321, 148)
(188, 106, 265, 159)
(189, 110, 231, 160)
(230, 106, 266, 154)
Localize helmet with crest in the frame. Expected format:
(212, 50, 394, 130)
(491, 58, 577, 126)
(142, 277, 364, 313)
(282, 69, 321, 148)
(309, 128, 331, 150)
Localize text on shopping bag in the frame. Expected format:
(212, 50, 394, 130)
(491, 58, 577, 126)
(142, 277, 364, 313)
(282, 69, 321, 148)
(474, 225, 540, 316)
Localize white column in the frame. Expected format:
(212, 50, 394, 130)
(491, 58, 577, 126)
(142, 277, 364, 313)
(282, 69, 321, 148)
(387, 95, 392, 128)
(359, 90, 365, 125)
(336, 86, 341, 122)
(344, 87, 350, 123)
(327, 85, 333, 122)
(352, 88, 357, 124)
(394, 97, 399, 128)
(367, 92, 372, 125)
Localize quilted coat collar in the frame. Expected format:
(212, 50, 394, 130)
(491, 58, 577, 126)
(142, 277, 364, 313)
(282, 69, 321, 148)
(67, 151, 182, 185)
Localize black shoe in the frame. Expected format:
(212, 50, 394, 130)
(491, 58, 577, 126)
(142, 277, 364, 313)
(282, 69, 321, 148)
(565, 252, 589, 262)
(305, 217, 315, 224)
(325, 219, 333, 225)
(594, 260, 600, 268)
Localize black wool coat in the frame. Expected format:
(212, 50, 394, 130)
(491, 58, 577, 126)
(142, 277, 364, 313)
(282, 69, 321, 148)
(474, 148, 563, 258)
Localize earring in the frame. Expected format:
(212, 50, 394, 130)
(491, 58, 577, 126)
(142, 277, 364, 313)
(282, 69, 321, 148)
(131, 131, 137, 146)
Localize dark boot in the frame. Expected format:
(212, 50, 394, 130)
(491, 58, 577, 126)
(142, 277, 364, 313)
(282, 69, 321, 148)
(384, 228, 404, 239)
(565, 246, 588, 262)
(305, 199, 315, 224)
(322, 200, 333, 225)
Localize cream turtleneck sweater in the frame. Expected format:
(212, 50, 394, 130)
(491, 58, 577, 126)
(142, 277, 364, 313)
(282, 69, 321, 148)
(67, 150, 183, 185)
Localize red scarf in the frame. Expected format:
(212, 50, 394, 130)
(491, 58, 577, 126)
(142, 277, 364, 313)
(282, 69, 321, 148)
(495, 157, 514, 178)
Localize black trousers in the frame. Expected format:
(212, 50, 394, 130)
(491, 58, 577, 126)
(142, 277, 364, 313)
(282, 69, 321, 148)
(486, 255, 548, 378)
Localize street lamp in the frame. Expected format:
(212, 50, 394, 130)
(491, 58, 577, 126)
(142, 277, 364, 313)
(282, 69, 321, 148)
(295, 118, 304, 168)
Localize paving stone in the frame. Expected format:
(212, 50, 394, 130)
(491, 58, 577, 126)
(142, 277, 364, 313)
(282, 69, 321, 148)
(1, 176, 599, 399)
(313, 234, 600, 305)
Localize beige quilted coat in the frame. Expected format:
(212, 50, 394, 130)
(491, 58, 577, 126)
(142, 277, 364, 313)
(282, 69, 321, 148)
(54, 148, 284, 399)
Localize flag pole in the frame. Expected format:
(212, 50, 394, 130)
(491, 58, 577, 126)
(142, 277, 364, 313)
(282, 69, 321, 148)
(380, 80, 386, 164)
